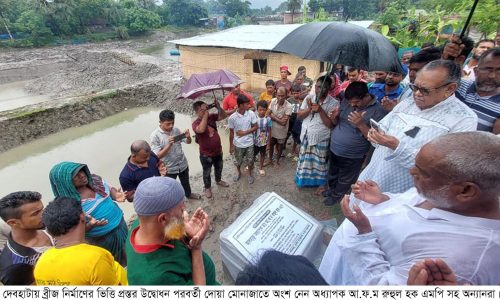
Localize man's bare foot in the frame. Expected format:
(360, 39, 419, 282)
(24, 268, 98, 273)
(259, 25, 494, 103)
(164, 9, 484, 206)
(314, 186, 327, 196)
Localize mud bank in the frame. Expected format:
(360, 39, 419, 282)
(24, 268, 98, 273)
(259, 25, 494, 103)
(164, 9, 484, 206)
(0, 81, 205, 152)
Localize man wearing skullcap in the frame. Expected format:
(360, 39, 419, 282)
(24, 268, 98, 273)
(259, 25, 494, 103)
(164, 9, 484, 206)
(125, 177, 218, 285)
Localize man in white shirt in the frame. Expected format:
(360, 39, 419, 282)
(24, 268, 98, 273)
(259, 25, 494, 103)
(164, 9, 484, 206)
(354, 60, 477, 196)
(228, 94, 258, 184)
(319, 131, 500, 285)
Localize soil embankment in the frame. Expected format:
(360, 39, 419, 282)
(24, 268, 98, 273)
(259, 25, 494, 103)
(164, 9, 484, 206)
(0, 31, 189, 151)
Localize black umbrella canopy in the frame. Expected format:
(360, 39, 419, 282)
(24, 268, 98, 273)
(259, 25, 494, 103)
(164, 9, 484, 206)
(273, 22, 405, 74)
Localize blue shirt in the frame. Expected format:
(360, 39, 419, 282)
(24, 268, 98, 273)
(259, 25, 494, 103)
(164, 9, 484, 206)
(330, 99, 387, 159)
(368, 83, 404, 102)
(119, 152, 161, 192)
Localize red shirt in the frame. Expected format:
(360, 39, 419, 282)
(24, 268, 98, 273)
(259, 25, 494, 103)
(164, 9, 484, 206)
(192, 114, 222, 157)
(339, 79, 367, 92)
(222, 90, 255, 111)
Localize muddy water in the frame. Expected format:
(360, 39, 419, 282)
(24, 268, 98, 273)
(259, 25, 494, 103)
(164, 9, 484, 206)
(138, 43, 179, 61)
(0, 107, 229, 220)
(0, 81, 51, 112)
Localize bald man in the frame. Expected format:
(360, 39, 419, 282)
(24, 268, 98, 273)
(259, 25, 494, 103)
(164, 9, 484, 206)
(320, 131, 500, 285)
(119, 140, 166, 202)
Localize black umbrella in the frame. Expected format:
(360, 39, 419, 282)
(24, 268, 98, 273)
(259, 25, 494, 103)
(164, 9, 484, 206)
(273, 22, 404, 74)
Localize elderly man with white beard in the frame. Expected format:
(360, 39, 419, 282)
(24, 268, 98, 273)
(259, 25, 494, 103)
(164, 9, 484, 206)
(125, 177, 218, 285)
(319, 131, 500, 285)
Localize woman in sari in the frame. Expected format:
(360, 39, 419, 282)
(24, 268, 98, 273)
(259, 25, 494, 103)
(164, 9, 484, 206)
(49, 162, 128, 267)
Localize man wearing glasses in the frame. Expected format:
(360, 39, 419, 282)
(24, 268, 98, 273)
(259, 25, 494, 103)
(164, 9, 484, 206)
(351, 60, 477, 202)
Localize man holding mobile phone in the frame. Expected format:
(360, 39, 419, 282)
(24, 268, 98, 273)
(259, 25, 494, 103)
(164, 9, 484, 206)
(151, 109, 201, 200)
(351, 60, 477, 202)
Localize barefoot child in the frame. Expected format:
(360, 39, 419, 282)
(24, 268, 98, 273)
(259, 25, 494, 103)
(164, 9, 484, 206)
(254, 100, 272, 176)
(228, 95, 258, 184)
(290, 84, 304, 158)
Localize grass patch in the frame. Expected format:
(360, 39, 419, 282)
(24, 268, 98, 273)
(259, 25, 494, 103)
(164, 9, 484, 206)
(10, 108, 49, 119)
(89, 90, 118, 102)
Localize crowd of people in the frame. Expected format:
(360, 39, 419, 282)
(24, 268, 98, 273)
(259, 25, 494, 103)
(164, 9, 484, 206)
(0, 33, 499, 286)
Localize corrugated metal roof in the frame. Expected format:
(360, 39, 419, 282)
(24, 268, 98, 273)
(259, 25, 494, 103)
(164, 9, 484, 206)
(171, 24, 302, 50)
(171, 21, 374, 50)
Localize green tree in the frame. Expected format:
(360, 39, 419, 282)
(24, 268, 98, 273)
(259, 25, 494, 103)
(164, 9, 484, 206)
(274, 1, 289, 13)
(219, 0, 251, 17)
(164, 0, 208, 26)
(124, 7, 161, 32)
(377, 0, 409, 27)
(15, 10, 53, 46)
(320, 0, 341, 13)
(308, 0, 321, 17)
(287, 0, 302, 23)
(205, 0, 225, 14)
(462, 0, 499, 37)
(0, 0, 16, 39)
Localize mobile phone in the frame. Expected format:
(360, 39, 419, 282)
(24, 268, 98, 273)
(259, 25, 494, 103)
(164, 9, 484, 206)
(173, 133, 185, 143)
(370, 119, 383, 132)
(207, 103, 216, 109)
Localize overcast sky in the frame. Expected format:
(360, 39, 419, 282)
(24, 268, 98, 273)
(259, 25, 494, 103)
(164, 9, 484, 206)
(249, 0, 286, 9)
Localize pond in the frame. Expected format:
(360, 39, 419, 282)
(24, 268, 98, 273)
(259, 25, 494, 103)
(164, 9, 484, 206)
(138, 42, 179, 61)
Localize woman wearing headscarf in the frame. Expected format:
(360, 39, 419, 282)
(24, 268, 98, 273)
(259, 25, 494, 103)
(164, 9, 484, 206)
(49, 162, 127, 267)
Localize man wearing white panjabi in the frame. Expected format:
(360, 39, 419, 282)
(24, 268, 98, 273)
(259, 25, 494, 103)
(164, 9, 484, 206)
(319, 132, 500, 285)
(353, 60, 477, 200)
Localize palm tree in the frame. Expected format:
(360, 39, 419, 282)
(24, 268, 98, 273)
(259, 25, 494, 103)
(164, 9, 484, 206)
(0, 0, 14, 39)
(287, 0, 302, 23)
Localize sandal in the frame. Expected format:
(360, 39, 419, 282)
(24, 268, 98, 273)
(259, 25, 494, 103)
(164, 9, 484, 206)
(248, 176, 255, 184)
(259, 169, 266, 176)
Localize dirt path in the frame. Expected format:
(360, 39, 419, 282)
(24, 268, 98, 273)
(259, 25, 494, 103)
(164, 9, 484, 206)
(181, 153, 340, 284)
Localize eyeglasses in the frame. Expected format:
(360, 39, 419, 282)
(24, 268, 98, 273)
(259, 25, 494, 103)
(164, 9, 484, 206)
(476, 67, 500, 76)
(408, 82, 452, 96)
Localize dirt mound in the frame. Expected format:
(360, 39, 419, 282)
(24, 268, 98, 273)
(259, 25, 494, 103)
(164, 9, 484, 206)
(25, 49, 166, 97)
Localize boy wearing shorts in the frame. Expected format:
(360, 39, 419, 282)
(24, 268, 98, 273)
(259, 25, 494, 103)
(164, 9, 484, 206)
(228, 95, 258, 184)
(254, 100, 272, 176)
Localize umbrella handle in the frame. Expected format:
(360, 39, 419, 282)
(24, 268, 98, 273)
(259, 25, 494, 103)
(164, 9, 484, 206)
(212, 90, 217, 102)
(460, 0, 479, 39)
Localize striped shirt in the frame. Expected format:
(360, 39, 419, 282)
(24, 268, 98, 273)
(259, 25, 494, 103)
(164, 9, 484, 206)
(456, 79, 500, 132)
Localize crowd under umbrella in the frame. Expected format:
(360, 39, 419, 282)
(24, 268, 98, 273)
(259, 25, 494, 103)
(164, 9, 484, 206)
(178, 69, 244, 101)
(273, 21, 405, 74)
(273, 21, 405, 99)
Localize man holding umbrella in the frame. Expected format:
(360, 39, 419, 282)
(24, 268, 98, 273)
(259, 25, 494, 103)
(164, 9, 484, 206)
(192, 99, 230, 199)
